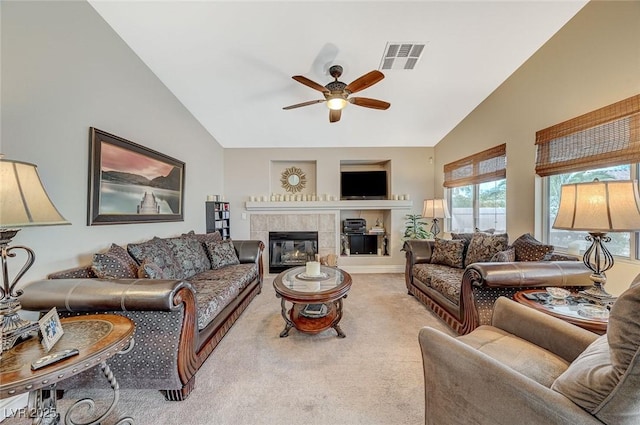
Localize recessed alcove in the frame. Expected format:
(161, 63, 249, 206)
(270, 160, 317, 197)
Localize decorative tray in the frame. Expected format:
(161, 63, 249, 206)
(295, 272, 329, 281)
(577, 303, 610, 319)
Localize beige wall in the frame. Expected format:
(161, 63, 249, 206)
(1, 1, 224, 281)
(224, 147, 435, 267)
(433, 0, 640, 295)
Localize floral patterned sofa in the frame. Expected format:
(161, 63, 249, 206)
(404, 233, 593, 335)
(21, 231, 264, 401)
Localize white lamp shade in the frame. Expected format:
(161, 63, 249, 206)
(0, 159, 69, 227)
(422, 199, 451, 219)
(553, 180, 640, 232)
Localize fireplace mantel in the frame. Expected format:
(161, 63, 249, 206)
(245, 200, 412, 211)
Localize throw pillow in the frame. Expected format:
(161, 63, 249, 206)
(512, 233, 554, 262)
(127, 237, 183, 279)
(452, 228, 496, 244)
(430, 238, 465, 268)
(490, 247, 516, 262)
(137, 259, 167, 279)
(166, 236, 211, 277)
(464, 232, 509, 267)
(551, 279, 640, 421)
(205, 240, 240, 269)
(475, 227, 495, 234)
(91, 243, 138, 279)
(182, 230, 223, 245)
(451, 232, 474, 244)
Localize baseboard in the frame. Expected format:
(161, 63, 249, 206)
(265, 265, 403, 278)
(339, 265, 404, 274)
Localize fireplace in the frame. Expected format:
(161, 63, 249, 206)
(269, 231, 318, 274)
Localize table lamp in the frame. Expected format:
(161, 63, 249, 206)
(552, 179, 640, 299)
(1, 158, 69, 350)
(422, 199, 450, 238)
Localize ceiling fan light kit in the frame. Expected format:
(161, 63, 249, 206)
(327, 97, 348, 111)
(283, 64, 390, 122)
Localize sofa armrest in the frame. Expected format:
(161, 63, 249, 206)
(402, 240, 433, 265)
(233, 240, 265, 264)
(20, 278, 193, 313)
(491, 297, 598, 362)
(457, 261, 592, 334)
(418, 327, 601, 425)
(465, 261, 592, 289)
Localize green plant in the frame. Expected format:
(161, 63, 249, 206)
(402, 214, 431, 240)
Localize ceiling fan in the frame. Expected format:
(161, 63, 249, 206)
(283, 65, 390, 123)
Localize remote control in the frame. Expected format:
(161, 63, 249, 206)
(31, 348, 79, 370)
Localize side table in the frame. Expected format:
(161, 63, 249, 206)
(514, 290, 608, 335)
(0, 314, 135, 425)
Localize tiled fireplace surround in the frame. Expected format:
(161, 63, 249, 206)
(250, 213, 338, 267)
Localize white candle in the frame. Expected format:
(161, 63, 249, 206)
(306, 261, 321, 276)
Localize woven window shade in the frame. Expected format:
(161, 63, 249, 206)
(535, 94, 640, 177)
(443, 144, 506, 188)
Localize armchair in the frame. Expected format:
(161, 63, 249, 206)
(419, 278, 640, 424)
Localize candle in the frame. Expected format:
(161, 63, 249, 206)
(306, 261, 321, 276)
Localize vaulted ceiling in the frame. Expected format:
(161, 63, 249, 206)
(89, 1, 588, 149)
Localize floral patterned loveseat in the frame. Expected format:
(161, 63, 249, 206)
(404, 233, 592, 335)
(21, 230, 264, 401)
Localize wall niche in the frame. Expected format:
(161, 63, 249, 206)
(270, 160, 317, 198)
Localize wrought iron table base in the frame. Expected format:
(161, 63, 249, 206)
(27, 362, 133, 425)
(278, 297, 346, 338)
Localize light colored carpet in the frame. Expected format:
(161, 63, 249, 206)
(7, 273, 454, 425)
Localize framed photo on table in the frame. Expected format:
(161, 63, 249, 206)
(39, 308, 64, 352)
(88, 127, 185, 225)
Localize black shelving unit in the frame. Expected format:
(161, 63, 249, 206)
(205, 201, 230, 239)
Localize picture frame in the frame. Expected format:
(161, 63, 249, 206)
(39, 307, 64, 352)
(88, 127, 185, 225)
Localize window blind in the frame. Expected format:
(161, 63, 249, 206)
(535, 94, 640, 177)
(443, 144, 506, 188)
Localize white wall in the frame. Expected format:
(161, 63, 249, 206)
(1, 0, 224, 282)
(433, 1, 640, 295)
(224, 147, 435, 267)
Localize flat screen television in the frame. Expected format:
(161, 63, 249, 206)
(340, 171, 387, 200)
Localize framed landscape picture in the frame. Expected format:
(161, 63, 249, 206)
(88, 127, 185, 225)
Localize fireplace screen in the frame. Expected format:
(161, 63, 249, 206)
(269, 231, 318, 274)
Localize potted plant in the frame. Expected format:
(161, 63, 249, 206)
(402, 214, 432, 240)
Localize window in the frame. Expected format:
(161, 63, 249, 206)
(545, 165, 633, 257)
(449, 180, 506, 233)
(445, 144, 506, 232)
(538, 94, 640, 258)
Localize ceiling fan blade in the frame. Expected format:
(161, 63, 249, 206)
(345, 70, 385, 94)
(350, 97, 391, 110)
(282, 99, 325, 110)
(329, 109, 341, 123)
(292, 75, 329, 93)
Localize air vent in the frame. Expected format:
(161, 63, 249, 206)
(379, 42, 426, 70)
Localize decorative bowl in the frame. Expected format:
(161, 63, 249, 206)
(546, 287, 570, 300)
(577, 303, 610, 319)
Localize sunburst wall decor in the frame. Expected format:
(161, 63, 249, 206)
(280, 166, 306, 193)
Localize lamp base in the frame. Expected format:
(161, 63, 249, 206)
(430, 219, 440, 238)
(1, 298, 39, 351)
(582, 284, 614, 300)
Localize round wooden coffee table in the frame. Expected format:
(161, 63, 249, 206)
(273, 266, 352, 338)
(514, 289, 608, 335)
